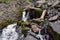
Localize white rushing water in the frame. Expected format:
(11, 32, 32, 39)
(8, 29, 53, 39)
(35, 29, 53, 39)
(0, 23, 18, 40)
(22, 9, 29, 21)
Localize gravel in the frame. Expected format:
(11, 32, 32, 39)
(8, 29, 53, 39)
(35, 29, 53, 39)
(0, 0, 21, 22)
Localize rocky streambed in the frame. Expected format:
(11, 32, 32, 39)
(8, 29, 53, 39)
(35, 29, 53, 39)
(16, 0, 60, 40)
(0, 0, 60, 40)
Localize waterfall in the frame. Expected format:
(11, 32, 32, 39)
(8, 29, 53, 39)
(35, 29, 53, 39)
(0, 23, 18, 40)
(22, 9, 29, 21)
(0, 9, 30, 40)
(19, 9, 30, 39)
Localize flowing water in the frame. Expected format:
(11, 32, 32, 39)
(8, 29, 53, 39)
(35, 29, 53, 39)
(0, 9, 30, 40)
(22, 9, 29, 21)
(0, 23, 18, 40)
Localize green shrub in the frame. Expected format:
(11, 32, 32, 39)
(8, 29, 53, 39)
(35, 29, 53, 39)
(2, 0, 10, 4)
(17, 20, 27, 34)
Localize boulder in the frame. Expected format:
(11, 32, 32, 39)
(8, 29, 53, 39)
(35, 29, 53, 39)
(49, 20, 60, 34)
(47, 25, 60, 40)
(52, 1, 60, 8)
(25, 7, 43, 19)
(49, 15, 58, 21)
(35, 1, 47, 7)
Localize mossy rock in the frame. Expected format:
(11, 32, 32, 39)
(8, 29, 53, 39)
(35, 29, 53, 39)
(17, 20, 26, 26)
(47, 25, 60, 40)
(17, 20, 28, 34)
(0, 19, 14, 30)
(17, 7, 43, 20)
(17, 20, 22, 26)
(26, 8, 43, 19)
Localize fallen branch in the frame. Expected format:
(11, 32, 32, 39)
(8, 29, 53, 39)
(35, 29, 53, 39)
(24, 10, 47, 24)
(40, 10, 47, 20)
(31, 10, 47, 22)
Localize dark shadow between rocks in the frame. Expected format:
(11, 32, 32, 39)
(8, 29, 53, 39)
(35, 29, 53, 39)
(47, 25, 60, 40)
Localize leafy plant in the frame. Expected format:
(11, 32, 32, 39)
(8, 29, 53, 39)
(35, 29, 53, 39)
(2, 0, 10, 4)
(17, 20, 28, 35)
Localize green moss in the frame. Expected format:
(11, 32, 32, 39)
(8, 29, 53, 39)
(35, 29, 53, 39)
(2, 0, 10, 4)
(21, 21, 27, 34)
(0, 20, 14, 30)
(17, 20, 27, 34)
(53, 32, 60, 40)
(29, 9, 43, 19)
(17, 20, 22, 26)
(17, 20, 27, 26)
(17, 8, 23, 20)
(47, 25, 60, 40)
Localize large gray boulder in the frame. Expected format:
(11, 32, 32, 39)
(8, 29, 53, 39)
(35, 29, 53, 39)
(52, 1, 60, 8)
(49, 20, 60, 34)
